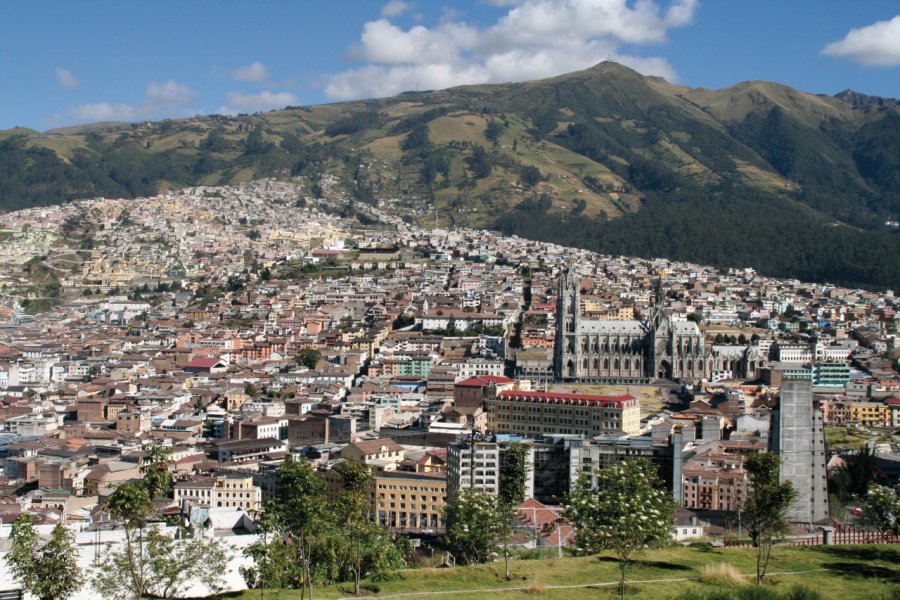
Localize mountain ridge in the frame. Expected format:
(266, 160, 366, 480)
(2, 62, 899, 289)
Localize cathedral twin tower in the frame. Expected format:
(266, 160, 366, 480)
(553, 268, 711, 384)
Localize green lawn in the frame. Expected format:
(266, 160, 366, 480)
(220, 544, 899, 600)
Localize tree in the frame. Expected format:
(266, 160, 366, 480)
(484, 120, 504, 145)
(862, 483, 900, 536)
(742, 452, 797, 585)
(141, 442, 174, 499)
(8, 516, 81, 600)
(564, 458, 676, 600)
(401, 124, 430, 152)
(92, 443, 178, 598)
(444, 489, 504, 565)
(520, 165, 542, 187)
(265, 457, 329, 599)
(498, 442, 531, 578)
(93, 529, 230, 599)
(333, 460, 405, 594)
(834, 446, 878, 500)
(467, 145, 493, 179)
(296, 348, 322, 370)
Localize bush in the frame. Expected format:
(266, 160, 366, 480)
(699, 563, 746, 587)
(781, 586, 823, 600)
(688, 540, 715, 551)
(736, 587, 781, 600)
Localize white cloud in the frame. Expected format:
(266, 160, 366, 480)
(324, 0, 697, 100)
(229, 61, 271, 83)
(821, 15, 900, 67)
(70, 80, 198, 122)
(219, 90, 299, 115)
(380, 0, 411, 18)
(55, 67, 79, 89)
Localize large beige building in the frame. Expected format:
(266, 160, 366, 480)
(487, 390, 641, 436)
(174, 473, 262, 511)
(373, 470, 447, 532)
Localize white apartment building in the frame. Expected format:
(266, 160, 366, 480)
(447, 441, 500, 496)
(174, 474, 262, 511)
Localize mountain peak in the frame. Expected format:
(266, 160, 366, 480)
(834, 89, 899, 109)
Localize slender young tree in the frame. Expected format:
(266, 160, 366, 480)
(266, 456, 329, 600)
(444, 489, 504, 565)
(7, 516, 81, 600)
(498, 442, 531, 579)
(742, 452, 797, 585)
(564, 458, 676, 600)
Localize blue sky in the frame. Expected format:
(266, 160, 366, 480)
(2, 0, 898, 131)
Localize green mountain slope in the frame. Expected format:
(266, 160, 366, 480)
(2, 62, 899, 289)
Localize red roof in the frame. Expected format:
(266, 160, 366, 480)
(185, 356, 224, 369)
(498, 390, 636, 406)
(886, 397, 900, 406)
(455, 375, 516, 387)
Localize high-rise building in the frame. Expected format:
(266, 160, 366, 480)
(769, 380, 829, 524)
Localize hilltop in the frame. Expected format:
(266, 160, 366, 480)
(2, 62, 900, 290)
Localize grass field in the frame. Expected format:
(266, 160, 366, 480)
(220, 543, 899, 600)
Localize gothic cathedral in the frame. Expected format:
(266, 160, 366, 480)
(554, 268, 712, 384)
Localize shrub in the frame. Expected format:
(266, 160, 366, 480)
(736, 587, 781, 600)
(699, 563, 746, 587)
(781, 586, 823, 600)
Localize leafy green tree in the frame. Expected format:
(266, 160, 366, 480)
(8, 516, 81, 600)
(862, 483, 900, 536)
(742, 452, 797, 585)
(100, 481, 153, 597)
(296, 348, 322, 370)
(498, 442, 531, 578)
(266, 457, 329, 598)
(93, 529, 230, 600)
(241, 529, 305, 590)
(484, 120, 504, 145)
(444, 489, 504, 565)
(833, 446, 878, 500)
(520, 165, 542, 187)
(401, 124, 430, 152)
(333, 460, 405, 594)
(141, 442, 174, 498)
(564, 458, 676, 600)
(467, 145, 493, 179)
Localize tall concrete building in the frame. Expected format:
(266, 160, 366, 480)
(769, 380, 829, 524)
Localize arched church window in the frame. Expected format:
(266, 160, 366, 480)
(603, 358, 609, 369)
(624, 359, 630, 370)
(613, 358, 620, 370)
(593, 358, 599, 369)
(635, 358, 640, 370)
(697, 359, 703, 370)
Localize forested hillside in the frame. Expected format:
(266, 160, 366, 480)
(2, 62, 899, 289)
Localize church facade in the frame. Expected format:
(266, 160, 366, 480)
(553, 269, 767, 384)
